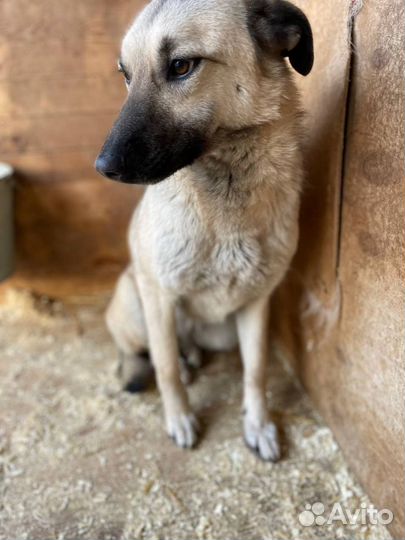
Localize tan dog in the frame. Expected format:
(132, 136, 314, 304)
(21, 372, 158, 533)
(95, 0, 313, 461)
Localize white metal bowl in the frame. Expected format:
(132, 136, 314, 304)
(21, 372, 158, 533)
(0, 162, 14, 282)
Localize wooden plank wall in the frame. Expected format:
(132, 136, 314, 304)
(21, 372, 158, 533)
(273, 1, 405, 537)
(337, 0, 405, 534)
(0, 0, 145, 296)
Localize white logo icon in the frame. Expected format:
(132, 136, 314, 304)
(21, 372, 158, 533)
(298, 502, 325, 526)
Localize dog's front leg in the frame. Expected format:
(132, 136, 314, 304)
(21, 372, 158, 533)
(236, 295, 280, 461)
(138, 277, 199, 448)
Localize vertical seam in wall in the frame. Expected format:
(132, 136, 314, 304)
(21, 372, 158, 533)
(336, 6, 359, 275)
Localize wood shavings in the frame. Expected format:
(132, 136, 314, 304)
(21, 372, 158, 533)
(0, 289, 392, 540)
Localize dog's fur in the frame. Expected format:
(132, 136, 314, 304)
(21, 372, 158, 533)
(96, 0, 313, 460)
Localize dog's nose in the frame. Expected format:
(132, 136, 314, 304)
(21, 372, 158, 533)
(94, 154, 122, 180)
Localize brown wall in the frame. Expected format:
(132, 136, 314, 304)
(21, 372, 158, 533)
(0, 0, 145, 296)
(272, 1, 405, 538)
(1, 0, 404, 536)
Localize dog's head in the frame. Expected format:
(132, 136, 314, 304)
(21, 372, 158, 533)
(95, 0, 313, 184)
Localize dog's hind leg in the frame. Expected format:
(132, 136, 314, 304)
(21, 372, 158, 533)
(176, 310, 203, 383)
(106, 265, 154, 392)
(106, 265, 198, 391)
(193, 316, 238, 353)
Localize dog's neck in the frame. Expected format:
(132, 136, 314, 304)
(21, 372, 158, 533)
(190, 105, 303, 207)
(203, 123, 276, 178)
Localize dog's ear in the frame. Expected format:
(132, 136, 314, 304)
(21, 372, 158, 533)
(247, 0, 314, 76)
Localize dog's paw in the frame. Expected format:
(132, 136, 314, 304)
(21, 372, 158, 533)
(179, 347, 202, 385)
(117, 351, 154, 393)
(186, 347, 202, 369)
(166, 412, 199, 449)
(179, 359, 193, 386)
(243, 416, 280, 462)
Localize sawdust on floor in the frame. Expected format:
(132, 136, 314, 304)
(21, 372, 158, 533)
(0, 289, 391, 540)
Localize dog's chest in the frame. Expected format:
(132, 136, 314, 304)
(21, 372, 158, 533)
(141, 177, 297, 321)
(159, 232, 267, 289)
(153, 211, 274, 319)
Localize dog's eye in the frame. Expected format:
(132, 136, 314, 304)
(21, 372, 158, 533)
(118, 61, 131, 86)
(168, 58, 198, 80)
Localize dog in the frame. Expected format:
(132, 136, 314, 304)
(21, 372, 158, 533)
(95, 0, 313, 461)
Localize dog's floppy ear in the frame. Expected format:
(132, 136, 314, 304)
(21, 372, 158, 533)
(247, 0, 314, 76)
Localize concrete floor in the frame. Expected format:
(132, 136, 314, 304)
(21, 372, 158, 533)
(0, 289, 391, 540)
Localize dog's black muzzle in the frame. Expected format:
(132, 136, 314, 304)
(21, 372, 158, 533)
(95, 99, 206, 185)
